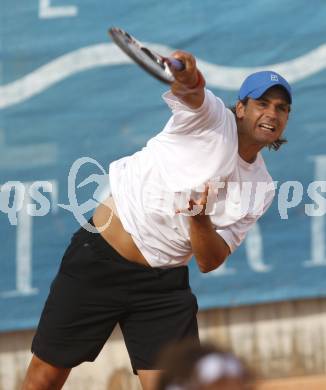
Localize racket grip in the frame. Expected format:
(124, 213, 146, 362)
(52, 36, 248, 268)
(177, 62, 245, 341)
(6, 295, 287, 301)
(168, 58, 185, 71)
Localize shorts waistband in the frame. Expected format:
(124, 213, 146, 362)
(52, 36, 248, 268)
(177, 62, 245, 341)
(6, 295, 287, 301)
(80, 218, 131, 265)
(77, 218, 187, 273)
(71, 218, 189, 287)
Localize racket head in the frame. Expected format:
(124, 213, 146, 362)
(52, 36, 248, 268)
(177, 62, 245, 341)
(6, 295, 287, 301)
(108, 27, 175, 84)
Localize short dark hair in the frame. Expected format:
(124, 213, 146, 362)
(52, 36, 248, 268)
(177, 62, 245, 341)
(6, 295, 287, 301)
(230, 99, 288, 151)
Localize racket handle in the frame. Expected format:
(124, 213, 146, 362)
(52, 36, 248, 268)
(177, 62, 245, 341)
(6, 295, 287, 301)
(168, 58, 185, 71)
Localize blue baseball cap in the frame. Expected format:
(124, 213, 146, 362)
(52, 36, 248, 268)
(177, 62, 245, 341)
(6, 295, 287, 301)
(238, 71, 292, 104)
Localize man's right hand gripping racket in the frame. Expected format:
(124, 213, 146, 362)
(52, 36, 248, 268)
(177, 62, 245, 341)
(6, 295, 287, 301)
(108, 27, 185, 84)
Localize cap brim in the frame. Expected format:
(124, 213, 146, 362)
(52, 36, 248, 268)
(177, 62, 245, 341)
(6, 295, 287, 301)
(248, 82, 292, 104)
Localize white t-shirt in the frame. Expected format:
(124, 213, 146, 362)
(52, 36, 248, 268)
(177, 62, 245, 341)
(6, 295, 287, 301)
(109, 89, 275, 268)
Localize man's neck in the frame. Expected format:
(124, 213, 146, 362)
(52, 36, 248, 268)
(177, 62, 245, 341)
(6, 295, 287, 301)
(238, 135, 263, 163)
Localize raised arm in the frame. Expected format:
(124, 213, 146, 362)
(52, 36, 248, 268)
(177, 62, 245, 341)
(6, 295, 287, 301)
(169, 51, 206, 109)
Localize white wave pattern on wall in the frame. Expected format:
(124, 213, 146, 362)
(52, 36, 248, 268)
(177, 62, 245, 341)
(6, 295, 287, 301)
(0, 42, 326, 109)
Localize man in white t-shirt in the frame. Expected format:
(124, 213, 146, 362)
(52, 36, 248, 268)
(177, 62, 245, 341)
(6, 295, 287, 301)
(22, 51, 292, 390)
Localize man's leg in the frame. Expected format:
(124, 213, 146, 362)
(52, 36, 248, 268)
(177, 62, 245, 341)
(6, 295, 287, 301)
(21, 355, 71, 390)
(121, 266, 199, 390)
(137, 370, 162, 390)
(24, 227, 125, 390)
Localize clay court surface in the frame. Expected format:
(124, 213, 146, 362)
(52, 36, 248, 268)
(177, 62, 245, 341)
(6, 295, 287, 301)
(257, 375, 326, 390)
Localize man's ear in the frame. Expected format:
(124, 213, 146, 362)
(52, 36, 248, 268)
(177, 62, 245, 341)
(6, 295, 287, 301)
(235, 100, 245, 119)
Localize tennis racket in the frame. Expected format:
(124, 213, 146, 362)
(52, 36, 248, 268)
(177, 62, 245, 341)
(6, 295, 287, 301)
(108, 27, 185, 84)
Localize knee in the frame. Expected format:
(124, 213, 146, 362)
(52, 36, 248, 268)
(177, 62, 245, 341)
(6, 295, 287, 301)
(21, 355, 71, 390)
(22, 375, 59, 390)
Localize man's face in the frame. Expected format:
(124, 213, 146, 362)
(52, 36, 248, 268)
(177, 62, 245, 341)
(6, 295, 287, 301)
(236, 86, 290, 147)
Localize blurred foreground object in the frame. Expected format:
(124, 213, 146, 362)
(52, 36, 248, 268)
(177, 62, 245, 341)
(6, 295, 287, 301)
(156, 340, 254, 390)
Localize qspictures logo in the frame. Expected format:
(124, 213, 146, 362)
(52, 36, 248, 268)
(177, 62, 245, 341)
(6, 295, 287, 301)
(0, 157, 112, 233)
(0, 157, 326, 231)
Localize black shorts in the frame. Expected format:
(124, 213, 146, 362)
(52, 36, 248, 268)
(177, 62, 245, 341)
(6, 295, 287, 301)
(32, 220, 199, 373)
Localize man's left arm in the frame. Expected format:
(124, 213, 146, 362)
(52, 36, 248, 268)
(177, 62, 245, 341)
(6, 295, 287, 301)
(187, 200, 271, 273)
(189, 214, 230, 273)
(187, 181, 275, 273)
(178, 184, 230, 273)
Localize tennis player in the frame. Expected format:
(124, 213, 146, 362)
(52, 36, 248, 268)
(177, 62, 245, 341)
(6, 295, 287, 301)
(22, 51, 292, 390)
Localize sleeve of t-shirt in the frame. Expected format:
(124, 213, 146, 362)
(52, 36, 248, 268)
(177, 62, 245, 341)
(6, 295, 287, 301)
(216, 189, 275, 253)
(161, 89, 226, 135)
